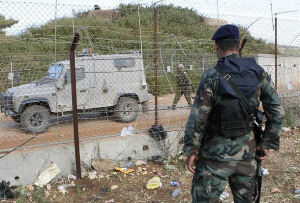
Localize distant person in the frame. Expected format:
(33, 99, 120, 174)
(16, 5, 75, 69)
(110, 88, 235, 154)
(170, 64, 192, 110)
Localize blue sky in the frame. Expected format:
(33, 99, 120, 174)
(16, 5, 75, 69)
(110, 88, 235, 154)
(11, 0, 299, 20)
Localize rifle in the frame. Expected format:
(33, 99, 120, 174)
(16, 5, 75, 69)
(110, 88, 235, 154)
(255, 110, 264, 203)
(239, 38, 247, 57)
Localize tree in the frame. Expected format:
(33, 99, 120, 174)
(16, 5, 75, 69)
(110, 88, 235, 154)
(0, 14, 18, 34)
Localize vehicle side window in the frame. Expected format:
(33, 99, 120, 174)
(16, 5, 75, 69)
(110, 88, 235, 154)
(65, 67, 85, 83)
(114, 58, 134, 67)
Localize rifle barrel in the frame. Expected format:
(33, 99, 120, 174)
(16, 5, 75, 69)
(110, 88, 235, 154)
(239, 38, 247, 57)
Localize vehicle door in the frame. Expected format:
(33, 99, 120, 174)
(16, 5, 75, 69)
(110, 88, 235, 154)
(57, 66, 88, 110)
(113, 58, 135, 93)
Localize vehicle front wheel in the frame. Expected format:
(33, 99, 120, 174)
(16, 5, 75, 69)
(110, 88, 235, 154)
(21, 105, 51, 133)
(114, 97, 139, 122)
(11, 115, 20, 123)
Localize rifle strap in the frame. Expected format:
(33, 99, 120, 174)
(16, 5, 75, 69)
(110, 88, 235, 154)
(215, 65, 255, 117)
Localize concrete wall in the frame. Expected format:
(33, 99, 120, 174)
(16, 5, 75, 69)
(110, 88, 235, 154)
(0, 131, 181, 186)
(255, 54, 300, 91)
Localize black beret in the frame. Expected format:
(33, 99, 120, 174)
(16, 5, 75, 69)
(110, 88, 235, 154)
(211, 24, 239, 41)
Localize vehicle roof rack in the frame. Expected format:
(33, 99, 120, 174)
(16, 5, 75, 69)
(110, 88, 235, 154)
(116, 50, 140, 55)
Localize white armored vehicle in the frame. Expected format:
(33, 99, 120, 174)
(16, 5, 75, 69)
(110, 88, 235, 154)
(1, 51, 151, 133)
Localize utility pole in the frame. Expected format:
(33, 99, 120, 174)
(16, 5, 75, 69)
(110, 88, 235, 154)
(154, 7, 159, 126)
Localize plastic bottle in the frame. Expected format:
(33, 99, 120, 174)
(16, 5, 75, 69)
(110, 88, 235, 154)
(170, 181, 179, 187)
(57, 184, 71, 194)
(125, 161, 132, 167)
(172, 188, 180, 197)
(164, 165, 176, 170)
(295, 189, 300, 194)
(127, 125, 134, 135)
(121, 127, 127, 136)
(57, 184, 71, 191)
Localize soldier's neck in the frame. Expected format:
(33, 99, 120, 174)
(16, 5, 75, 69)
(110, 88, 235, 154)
(218, 50, 239, 59)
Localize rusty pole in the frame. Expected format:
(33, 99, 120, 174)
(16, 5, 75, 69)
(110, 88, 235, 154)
(275, 16, 278, 90)
(154, 7, 159, 125)
(70, 31, 81, 179)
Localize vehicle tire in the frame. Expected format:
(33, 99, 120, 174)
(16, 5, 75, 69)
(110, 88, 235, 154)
(21, 105, 50, 133)
(115, 97, 139, 122)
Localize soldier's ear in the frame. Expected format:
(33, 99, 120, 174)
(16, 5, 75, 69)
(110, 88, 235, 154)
(215, 42, 220, 52)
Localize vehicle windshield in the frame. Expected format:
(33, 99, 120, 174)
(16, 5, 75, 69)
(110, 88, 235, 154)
(45, 64, 63, 80)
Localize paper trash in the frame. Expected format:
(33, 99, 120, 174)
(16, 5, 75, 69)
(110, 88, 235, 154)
(34, 163, 61, 187)
(146, 177, 161, 189)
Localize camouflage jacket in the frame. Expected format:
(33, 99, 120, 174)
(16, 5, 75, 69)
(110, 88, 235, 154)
(176, 71, 191, 88)
(183, 54, 285, 161)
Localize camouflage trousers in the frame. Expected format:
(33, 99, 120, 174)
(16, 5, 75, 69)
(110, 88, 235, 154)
(192, 158, 258, 203)
(172, 88, 192, 106)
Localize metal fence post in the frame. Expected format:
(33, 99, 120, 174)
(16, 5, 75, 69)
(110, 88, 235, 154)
(70, 31, 81, 179)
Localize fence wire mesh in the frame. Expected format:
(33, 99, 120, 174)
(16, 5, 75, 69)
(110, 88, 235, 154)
(0, 1, 299, 153)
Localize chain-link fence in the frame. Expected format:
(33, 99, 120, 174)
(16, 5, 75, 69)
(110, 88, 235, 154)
(0, 1, 299, 153)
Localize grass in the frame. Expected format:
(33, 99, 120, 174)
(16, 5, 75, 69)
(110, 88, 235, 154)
(76, 185, 82, 197)
(31, 187, 48, 203)
(15, 186, 26, 203)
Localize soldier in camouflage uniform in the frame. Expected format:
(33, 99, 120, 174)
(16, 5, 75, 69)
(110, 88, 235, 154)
(170, 64, 192, 110)
(183, 24, 285, 202)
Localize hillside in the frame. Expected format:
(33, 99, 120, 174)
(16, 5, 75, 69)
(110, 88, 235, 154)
(0, 4, 275, 92)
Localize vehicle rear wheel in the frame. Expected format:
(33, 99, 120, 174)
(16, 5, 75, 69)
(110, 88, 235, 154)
(114, 97, 139, 122)
(21, 105, 50, 133)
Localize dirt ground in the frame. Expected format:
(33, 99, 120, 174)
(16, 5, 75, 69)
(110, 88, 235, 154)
(0, 94, 191, 151)
(1, 128, 300, 203)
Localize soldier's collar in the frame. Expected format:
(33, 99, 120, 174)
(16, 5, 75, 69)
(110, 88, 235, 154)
(218, 53, 239, 62)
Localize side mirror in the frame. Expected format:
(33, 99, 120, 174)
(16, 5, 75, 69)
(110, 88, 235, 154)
(64, 74, 67, 84)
